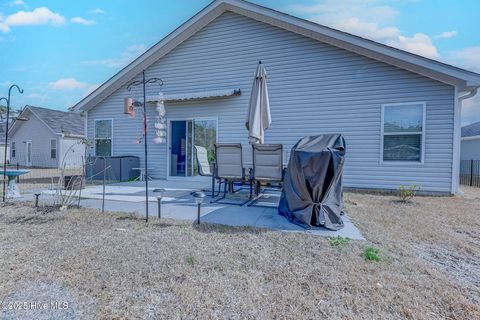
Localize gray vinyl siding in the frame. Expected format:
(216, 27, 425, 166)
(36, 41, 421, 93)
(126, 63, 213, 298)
(87, 12, 455, 193)
(9, 111, 59, 168)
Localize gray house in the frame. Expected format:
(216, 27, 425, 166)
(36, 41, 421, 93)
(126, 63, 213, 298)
(0, 123, 9, 165)
(461, 122, 480, 160)
(8, 106, 85, 169)
(73, 0, 480, 194)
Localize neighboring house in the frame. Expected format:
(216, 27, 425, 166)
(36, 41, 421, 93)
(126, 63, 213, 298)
(8, 106, 85, 169)
(73, 0, 480, 194)
(461, 121, 480, 160)
(0, 123, 9, 165)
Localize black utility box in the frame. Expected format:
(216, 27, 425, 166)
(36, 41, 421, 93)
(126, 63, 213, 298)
(64, 175, 85, 190)
(86, 156, 140, 182)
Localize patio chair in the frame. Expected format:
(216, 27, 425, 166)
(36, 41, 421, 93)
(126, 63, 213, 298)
(248, 144, 284, 207)
(194, 145, 221, 197)
(211, 143, 250, 205)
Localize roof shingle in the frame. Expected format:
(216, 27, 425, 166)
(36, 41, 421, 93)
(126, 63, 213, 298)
(26, 106, 84, 136)
(461, 121, 480, 138)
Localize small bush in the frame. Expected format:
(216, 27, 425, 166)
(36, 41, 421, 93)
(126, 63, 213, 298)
(363, 247, 381, 262)
(398, 184, 420, 202)
(185, 255, 195, 266)
(329, 236, 350, 248)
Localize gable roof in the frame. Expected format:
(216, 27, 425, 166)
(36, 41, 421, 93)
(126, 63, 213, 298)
(462, 121, 480, 138)
(10, 106, 84, 137)
(74, 0, 480, 112)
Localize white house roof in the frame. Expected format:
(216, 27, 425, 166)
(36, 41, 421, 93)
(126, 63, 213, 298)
(74, 0, 480, 112)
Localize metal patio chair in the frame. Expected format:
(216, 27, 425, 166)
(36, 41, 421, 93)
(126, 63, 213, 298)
(248, 143, 284, 207)
(194, 145, 222, 197)
(211, 143, 250, 205)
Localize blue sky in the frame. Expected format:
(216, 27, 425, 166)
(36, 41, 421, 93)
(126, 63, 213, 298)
(1, 0, 479, 124)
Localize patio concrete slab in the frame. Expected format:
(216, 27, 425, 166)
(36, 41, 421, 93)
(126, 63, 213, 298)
(76, 193, 363, 240)
(32, 179, 364, 240)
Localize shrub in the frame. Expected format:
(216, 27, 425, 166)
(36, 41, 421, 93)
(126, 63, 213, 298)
(363, 246, 381, 262)
(329, 236, 350, 248)
(398, 184, 420, 203)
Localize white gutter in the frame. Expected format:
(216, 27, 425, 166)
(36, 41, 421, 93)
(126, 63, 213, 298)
(461, 135, 480, 141)
(55, 133, 85, 139)
(459, 88, 478, 101)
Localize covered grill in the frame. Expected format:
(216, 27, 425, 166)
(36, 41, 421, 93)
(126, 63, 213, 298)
(278, 134, 346, 230)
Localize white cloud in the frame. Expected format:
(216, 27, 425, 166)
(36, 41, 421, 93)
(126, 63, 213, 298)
(25, 93, 44, 99)
(435, 30, 458, 39)
(90, 8, 105, 14)
(0, 7, 66, 33)
(446, 46, 480, 73)
(324, 17, 400, 40)
(9, 0, 26, 7)
(83, 44, 148, 68)
(386, 33, 438, 59)
(287, 0, 439, 59)
(70, 17, 95, 26)
(289, 0, 399, 25)
(48, 78, 90, 91)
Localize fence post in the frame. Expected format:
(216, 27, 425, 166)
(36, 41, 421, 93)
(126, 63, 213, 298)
(102, 157, 106, 213)
(470, 159, 474, 187)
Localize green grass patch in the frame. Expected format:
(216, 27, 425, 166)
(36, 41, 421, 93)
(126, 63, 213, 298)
(329, 236, 350, 248)
(185, 255, 195, 266)
(363, 246, 381, 262)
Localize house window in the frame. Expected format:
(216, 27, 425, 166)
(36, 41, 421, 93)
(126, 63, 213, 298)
(50, 139, 57, 159)
(382, 103, 425, 163)
(95, 120, 112, 157)
(11, 141, 15, 158)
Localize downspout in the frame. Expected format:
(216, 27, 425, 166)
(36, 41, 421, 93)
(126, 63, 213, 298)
(453, 87, 479, 194)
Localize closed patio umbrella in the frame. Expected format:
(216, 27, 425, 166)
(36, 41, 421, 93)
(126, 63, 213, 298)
(246, 61, 271, 144)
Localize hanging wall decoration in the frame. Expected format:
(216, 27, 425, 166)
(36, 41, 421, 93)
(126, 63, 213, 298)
(153, 92, 167, 144)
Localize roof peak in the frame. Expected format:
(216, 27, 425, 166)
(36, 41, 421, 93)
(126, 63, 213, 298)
(73, 0, 480, 112)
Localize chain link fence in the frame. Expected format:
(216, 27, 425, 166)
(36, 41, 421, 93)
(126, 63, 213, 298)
(1, 152, 141, 209)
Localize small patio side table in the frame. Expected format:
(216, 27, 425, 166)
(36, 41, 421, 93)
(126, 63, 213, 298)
(132, 167, 153, 181)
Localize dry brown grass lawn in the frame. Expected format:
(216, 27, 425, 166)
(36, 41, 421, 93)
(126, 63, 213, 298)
(0, 188, 479, 319)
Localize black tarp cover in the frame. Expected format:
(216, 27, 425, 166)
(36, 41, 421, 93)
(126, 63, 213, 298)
(278, 134, 346, 230)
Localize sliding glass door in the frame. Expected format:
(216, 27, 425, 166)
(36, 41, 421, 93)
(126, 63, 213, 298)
(169, 118, 217, 177)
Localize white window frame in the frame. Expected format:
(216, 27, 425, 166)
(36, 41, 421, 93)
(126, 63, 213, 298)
(94, 119, 113, 157)
(11, 141, 15, 158)
(50, 139, 57, 159)
(380, 102, 426, 165)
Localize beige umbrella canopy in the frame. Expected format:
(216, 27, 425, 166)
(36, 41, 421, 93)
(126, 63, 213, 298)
(246, 61, 271, 144)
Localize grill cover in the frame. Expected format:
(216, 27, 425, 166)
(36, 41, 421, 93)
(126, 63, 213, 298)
(278, 134, 346, 230)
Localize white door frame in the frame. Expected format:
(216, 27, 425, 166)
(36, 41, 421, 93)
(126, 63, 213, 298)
(25, 140, 32, 166)
(166, 117, 218, 180)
